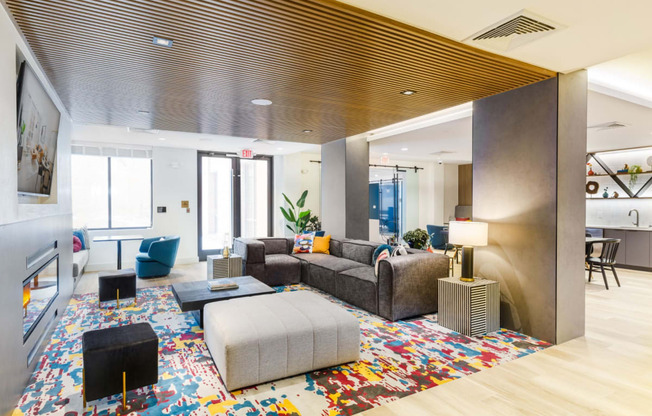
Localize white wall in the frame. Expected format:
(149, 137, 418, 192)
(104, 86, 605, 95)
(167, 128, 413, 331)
(84, 146, 199, 270)
(274, 152, 321, 237)
(443, 164, 459, 221)
(587, 198, 651, 227)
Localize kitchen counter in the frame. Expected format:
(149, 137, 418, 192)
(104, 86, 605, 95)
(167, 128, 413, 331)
(587, 225, 652, 231)
(586, 226, 652, 270)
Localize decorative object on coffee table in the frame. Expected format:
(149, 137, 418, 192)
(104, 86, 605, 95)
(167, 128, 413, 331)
(438, 276, 499, 336)
(98, 268, 136, 309)
(171, 275, 275, 327)
(204, 290, 360, 391)
(449, 221, 488, 282)
(82, 323, 158, 409)
(207, 254, 242, 279)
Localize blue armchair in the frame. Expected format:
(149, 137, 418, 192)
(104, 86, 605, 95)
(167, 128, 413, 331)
(426, 225, 453, 251)
(135, 236, 180, 278)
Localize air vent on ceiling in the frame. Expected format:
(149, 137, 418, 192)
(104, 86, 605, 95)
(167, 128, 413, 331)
(588, 121, 628, 132)
(465, 10, 564, 51)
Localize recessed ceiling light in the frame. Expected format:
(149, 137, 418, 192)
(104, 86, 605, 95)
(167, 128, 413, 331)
(302, 129, 313, 133)
(138, 110, 150, 114)
(277, 147, 284, 151)
(400, 90, 417, 95)
(158, 137, 166, 141)
(251, 98, 272, 106)
(401, 147, 408, 151)
(152, 36, 173, 47)
(382, 152, 388, 155)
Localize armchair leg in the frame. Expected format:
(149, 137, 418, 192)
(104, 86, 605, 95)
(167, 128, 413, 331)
(82, 367, 86, 408)
(588, 264, 593, 282)
(117, 288, 120, 309)
(123, 371, 127, 410)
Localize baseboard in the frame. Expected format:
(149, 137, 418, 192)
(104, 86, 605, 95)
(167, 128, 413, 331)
(85, 256, 199, 272)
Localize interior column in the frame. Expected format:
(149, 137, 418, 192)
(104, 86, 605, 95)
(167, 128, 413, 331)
(321, 136, 369, 239)
(472, 71, 587, 344)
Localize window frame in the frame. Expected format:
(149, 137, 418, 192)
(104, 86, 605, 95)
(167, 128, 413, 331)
(72, 154, 153, 230)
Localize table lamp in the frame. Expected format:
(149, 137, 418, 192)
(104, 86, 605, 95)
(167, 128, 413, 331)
(449, 221, 488, 282)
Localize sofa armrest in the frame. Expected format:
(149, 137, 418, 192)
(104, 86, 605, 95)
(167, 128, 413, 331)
(233, 238, 266, 264)
(377, 252, 449, 321)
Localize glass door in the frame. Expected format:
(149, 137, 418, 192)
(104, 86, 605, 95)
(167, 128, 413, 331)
(197, 152, 272, 261)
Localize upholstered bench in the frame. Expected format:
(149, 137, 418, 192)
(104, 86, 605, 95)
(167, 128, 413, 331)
(82, 323, 158, 408)
(98, 268, 136, 309)
(204, 291, 360, 391)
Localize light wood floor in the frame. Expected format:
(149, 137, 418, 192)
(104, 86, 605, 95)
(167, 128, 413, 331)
(362, 267, 652, 416)
(75, 264, 652, 415)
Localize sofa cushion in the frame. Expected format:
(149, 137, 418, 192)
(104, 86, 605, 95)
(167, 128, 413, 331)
(337, 266, 378, 314)
(260, 238, 291, 255)
(341, 240, 380, 266)
(292, 253, 362, 273)
(329, 238, 344, 258)
(72, 249, 89, 278)
(265, 254, 301, 286)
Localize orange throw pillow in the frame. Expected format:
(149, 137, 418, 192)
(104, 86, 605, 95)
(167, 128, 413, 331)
(312, 235, 331, 254)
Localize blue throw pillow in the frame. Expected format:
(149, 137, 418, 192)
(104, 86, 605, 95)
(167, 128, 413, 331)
(73, 230, 86, 250)
(314, 230, 326, 237)
(373, 244, 393, 276)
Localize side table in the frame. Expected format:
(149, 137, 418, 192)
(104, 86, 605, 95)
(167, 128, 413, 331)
(207, 254, 242, 279)
(438, 277, 500, 336)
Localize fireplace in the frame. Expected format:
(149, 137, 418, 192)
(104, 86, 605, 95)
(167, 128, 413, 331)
(23, 255, 59, 342)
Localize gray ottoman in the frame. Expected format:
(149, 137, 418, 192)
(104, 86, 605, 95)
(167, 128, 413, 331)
(204, 291, 360, 391)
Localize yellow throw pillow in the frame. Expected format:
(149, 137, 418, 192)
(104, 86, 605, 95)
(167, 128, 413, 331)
(312, 235, 331, 254)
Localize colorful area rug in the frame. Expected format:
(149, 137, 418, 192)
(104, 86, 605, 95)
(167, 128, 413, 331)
(14, 284, 550, 415)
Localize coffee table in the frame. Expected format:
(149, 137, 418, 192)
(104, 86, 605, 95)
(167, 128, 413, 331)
(171, 276, 275, 327)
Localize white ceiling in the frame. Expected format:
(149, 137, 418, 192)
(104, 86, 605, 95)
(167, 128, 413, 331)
(370, 91, 652, 163)
(369, 117, 472, 164)
(588, 47, 652, 108)
(338, 0, 652, 73)
(71, 124, 320, 156)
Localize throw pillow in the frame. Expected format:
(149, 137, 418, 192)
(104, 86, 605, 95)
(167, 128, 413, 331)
(391, 245, 408, 257)
(293, 232, 316, 254)
(312, 235, 331, 254)
(455, 217, 471, 222)
(80, 225, 91, 249)
(314, 230, 326, 237)
(373, 244, 392, 276)
(72, 235, 82, 253)
(72, 230, 86, 250)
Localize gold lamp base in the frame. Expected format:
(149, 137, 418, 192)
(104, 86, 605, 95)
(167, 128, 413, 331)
(459, 276, 475, 283)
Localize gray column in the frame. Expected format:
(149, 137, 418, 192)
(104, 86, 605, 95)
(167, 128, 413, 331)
(321, 136, 369, 239)
(472, 71, 587, 344)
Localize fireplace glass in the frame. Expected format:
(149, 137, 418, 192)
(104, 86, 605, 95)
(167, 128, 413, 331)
(23, 255, 59, 341)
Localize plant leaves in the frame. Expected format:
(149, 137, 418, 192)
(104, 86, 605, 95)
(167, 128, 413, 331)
(298, 210, 311, 219)
(286, 224, 297, 234)
(282, 193, 295, 210)
(296, 190, 308, 208)
(279, 207, 294, 223)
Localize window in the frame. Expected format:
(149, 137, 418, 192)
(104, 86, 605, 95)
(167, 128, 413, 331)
(72, 155, 152, 229)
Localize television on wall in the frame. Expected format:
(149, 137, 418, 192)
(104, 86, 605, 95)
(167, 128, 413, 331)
(16, 60, 61, 197)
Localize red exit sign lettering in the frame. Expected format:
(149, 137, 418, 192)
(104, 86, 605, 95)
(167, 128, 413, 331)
(240, 149, 253, 159)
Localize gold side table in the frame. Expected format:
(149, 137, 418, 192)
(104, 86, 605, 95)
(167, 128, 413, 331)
(207, 254, 242, 279)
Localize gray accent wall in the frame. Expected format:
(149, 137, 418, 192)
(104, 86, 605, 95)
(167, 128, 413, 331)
(321, 136, 369, 240)
(0, 4, 74, 414)
(473, 72, 587, 344)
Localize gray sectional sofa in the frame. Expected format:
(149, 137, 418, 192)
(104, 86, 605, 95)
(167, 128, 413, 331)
(233, 236, 449, 321)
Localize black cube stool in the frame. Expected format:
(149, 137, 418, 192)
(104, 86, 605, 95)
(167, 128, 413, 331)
(98, 268, 137, 309)
(82, 323, 158, 408)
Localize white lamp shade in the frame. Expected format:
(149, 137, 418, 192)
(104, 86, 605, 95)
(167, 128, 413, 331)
(449, 221, 488, 246)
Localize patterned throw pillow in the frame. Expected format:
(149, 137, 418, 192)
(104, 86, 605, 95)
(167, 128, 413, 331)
(72, 229, 86, 250)
(373, 244, 392, 276)
(391, 245, 408, 257)
(72, 235, 82, 253)
(293, 232, 316, 254)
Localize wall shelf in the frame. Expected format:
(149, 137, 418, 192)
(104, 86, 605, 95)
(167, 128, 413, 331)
(586, 147, 652, 199)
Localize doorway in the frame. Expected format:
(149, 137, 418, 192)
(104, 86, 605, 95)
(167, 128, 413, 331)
(197, 152, 272, 261)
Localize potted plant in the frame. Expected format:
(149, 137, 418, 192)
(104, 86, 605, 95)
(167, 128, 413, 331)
(629, 164, 643, 188)
(280, 190, 311, 234)
(304, 215, 321, 232)
(403, 228, 430, 250)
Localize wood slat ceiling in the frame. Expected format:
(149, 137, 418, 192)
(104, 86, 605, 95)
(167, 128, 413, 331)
(5, 0, 556, 144)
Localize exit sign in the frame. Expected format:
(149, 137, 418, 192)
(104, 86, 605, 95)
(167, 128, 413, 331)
(240, 149, 254, 159)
